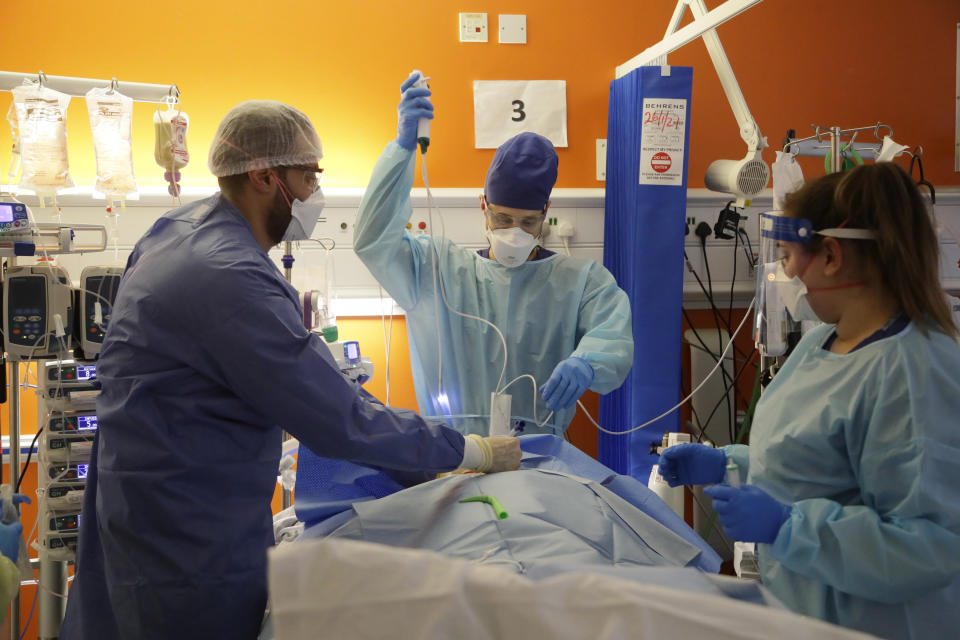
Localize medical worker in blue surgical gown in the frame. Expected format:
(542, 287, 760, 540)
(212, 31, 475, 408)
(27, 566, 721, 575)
(60, 100, 520, 640)
(658, 163, 960, 640)
(354, 73, 633, 436)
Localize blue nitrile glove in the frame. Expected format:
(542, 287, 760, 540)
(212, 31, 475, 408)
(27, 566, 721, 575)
(657, 443, 726, 487)
(704, 483, 792, 544)
(0, 521, 21, 563)
(396, 71, 434, 151)
(540, 357, 594, 411)
(0, 493, 30, 522)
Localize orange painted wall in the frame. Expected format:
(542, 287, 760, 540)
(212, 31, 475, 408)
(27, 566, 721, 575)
(0, 1, 957, 191)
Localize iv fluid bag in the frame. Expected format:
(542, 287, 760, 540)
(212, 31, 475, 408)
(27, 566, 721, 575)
(154, 108, 189, 171)
(6, 103, 20, 181)
(86, 87, 137, 198)
(12, 83, 75, 196)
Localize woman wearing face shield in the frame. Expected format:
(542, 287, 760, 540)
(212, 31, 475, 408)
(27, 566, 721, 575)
(656, 162, 960, 640)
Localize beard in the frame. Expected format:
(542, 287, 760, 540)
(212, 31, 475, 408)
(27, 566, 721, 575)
(266, 189, 292, 245)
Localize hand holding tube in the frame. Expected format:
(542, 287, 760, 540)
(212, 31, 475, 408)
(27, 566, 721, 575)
(541, 357, 594, 411)
(656, 443, 726, 487)
(396, 71, 434, 151)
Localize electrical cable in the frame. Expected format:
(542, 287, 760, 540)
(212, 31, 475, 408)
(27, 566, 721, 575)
(700, 237, 735, 444)
(680, 261, 752, 411)
(378, 285, 393, 406)
(577, 298, 755, 436)
(19, 580, 38, 640)
(728, 224, 739, 331)
(698, 347, 758, 444)
(726, 231, 739, 445)
(15, 429, 42, 494)
(690, 238, 738, 440)
(682, 309, 748, 441)
(421, 151, 539, 423)
(683, 249, 751, 362)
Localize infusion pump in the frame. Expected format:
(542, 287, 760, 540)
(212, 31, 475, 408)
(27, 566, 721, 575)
(79, 266, 122, 358)
(3, 263, 74, 360)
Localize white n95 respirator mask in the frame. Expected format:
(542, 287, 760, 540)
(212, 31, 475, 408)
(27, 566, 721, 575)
(771, 262, 820, 323)
(485, 227, 539, 268)
(283, 187, 325, 242)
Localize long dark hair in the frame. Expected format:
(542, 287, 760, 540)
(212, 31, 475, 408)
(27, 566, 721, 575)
(782, 162, 957, 338)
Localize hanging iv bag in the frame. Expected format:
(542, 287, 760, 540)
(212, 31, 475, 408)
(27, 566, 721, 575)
(6, 103, 21, 184)
(154, 105, 189, 194)
(86, 87, 138, 205)
(12, 83, 75, 205)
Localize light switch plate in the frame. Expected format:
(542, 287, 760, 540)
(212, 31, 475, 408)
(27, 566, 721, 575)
(459, 12, 488, 42)
(499, 14, 526, 44)
(597, 139, 607, 181)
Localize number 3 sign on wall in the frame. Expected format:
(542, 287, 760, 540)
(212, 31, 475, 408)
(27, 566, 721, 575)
(473, 80, 568, 149)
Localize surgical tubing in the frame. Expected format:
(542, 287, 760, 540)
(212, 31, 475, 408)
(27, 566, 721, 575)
(459, 495, 509, 520)
(420, 151, 516, 407)
(580, 297, 756, 436)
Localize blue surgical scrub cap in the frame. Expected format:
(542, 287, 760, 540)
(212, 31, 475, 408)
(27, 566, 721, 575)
(484, 132, 558, 210)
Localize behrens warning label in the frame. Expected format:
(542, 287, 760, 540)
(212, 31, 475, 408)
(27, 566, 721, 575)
(639, 98, 687, 186)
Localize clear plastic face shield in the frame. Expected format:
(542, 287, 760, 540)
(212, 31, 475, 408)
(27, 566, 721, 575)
(756, 212, 813, 356)
(756, 212, 878, 356)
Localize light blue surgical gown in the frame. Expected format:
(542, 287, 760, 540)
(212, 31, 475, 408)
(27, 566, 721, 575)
(724, 321, 960, 640)
(354, 142, 633, 435)
(60, 195, 465, 640)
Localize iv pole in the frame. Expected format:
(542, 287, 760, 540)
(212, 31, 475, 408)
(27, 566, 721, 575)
(1, 69, 179, 640)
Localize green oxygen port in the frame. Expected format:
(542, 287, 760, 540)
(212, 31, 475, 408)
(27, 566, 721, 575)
(321, 325, 339, 343)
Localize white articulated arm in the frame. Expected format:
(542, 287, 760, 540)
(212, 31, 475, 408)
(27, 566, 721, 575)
(687, 0, 764, 153)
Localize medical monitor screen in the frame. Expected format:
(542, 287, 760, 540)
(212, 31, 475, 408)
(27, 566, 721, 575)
(77, 464, 89, 480)
(345, 341, 359, 361)
(0, 204, 13, 223)
(77, 415, 98, 431)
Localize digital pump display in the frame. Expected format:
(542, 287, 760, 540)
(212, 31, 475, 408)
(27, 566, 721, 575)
(76, 365, 97, 381)
(0, 204, 13, 223)
(344, 341, 360, 362)
(77, 415, 98, 431)
(77, 464, 89, 479)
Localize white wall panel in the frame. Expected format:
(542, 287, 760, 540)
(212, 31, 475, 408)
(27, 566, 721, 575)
(12, 187, 958, 313)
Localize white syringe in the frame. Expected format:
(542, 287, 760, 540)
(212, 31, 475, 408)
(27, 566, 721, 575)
(412, 71, 431, 153)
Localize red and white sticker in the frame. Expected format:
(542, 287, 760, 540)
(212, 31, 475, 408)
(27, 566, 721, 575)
(639, 98, 687, 186)
(651, 152, 672, 173)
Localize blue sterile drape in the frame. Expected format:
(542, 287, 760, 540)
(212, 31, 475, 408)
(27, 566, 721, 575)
(599, 66, 693, 480)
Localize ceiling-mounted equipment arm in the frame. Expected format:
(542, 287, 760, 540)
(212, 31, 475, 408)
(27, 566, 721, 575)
(687, 0, 763, 152)
(616, 0, 765, 77)
(615, 0, 769, 205)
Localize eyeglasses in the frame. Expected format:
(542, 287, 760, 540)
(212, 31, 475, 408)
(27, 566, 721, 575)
(283, 165, 323, 191)
(485, 208, 545, 233)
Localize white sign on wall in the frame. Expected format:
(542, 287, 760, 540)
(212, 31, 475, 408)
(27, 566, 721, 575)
(473, 80, 567, 149)
(639, 98, 687, 186)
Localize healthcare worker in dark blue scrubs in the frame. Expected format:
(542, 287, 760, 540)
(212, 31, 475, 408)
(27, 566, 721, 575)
(60, 100, 520, 640)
